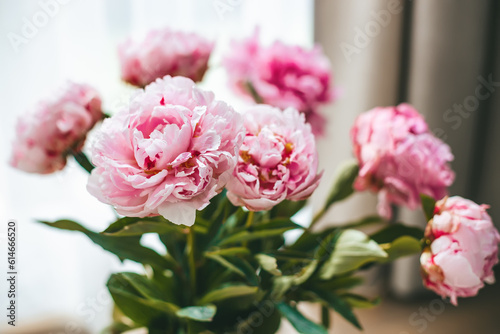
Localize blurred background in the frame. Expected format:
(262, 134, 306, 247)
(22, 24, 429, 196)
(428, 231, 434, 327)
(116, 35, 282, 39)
(0, 0, 498, 333)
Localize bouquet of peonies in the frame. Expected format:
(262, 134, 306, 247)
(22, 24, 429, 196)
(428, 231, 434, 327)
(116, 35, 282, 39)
(11, 28, 499, 334)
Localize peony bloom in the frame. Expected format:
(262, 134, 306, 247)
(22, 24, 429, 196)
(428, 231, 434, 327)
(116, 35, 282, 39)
(87, 76, 244, 226)
(119, 28, 214, 87)
(223, 31, 336, 136)
(226, 105, 322, 211)
(351, 103, 455, 218)
(10, 82, 103, 174)
(421, 196, 500, 305)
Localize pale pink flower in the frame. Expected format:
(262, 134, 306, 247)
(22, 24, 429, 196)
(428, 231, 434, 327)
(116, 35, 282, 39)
(87, 76, 244, 226)
(119, 28, 214, 87)
(351, 103, 455, 218)
(223, 31, 336, 136)
(421, 196, 500, 305)
(226, 105, 322, 211)
(10, 82, 103, 174)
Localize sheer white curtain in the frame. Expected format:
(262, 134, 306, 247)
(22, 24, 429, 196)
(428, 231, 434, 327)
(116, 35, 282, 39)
(0, 0, 313, 332)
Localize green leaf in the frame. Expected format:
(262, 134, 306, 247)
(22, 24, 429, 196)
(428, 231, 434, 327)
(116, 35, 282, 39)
(420, 194, 437, 222)
(103, 217, 183, 236)
(272, 260, 318, 299)
(205, 247, 250, 257)
(255, 254, 282, 276)
(234, 303, 282, 334)
(107, 273, 179, 326)
(38, 219, 172, 269)
(176, 305, 216, 322)
(276, 302, 328, 334)
(309, 288, 362, 330)
(315, 275, 364, 291)
(116, 273, 178, 309)
(271, 199, 307, 218)
(252, 218, 302, 231)
(380, 236, 422, 262)
(199, 285, 259, 305)
(217, 221, 300, 247)
(324, 160, 359, 210)
(319, 229, 387, 279)
(370, 223, 424, 244)
(205, 254, 259, 285)
(342, 293, 381, 309)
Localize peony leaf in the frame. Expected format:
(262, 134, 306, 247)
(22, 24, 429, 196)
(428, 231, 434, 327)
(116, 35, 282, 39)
(315, 275, 364, 291)
(205, 254, 259, 285)
(341, 293, 381, 309)
(270, 199, 307, 219)
(176, 305, 217, 322)
(199, 285, 259, 305)
(309, 288, 362, 330)
(379, 236, 422, 262)
(217, 219, 301, 246)
(255, 254, 282, 276)
(102, 217, 185, 236)
(319, 229, 387, 279)
(38, 219, 173, 269)
(420, 194, 437, 222)
(272, 260, 318, 300)
(276, 302, 328, 334)
(205, 247, 251, 257)
(370, 223, 424, 244)
(324, 160, 359, 210)
(107, 273, 179, 326)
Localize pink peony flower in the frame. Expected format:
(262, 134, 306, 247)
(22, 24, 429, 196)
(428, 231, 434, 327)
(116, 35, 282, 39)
(226, 105, 322, 211)
(119, 28, 214, 87)
(10, 82, 103, 174)
(350, 103, 455, 218)
(223, 31, 336, 136)
(87, 76, 244, 226)
(421, 196, 500, 305)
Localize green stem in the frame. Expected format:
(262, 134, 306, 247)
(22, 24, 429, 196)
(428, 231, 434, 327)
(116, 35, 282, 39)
(308, 208, 326, 231)
(245, 211, 255, 229)
(71, 150, 94, 173)
(245, 81, 264, 104)
(187, 227, 196, 297)
(321, 305, 330, 329)
(243, 211, 255, 248)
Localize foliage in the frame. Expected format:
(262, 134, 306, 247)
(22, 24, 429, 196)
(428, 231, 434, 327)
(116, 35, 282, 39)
(39, 164, 425, 334)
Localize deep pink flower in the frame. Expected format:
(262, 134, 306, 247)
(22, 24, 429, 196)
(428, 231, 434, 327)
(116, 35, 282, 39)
(10, 82, 103, 174)
(87, 76, 244, 226)
(226, 105, 322, 211)
(223, 31, 336, 136)
(351, 103, 455, 218)
(119, 28, 214, 87)
(421, 196, 500, 305)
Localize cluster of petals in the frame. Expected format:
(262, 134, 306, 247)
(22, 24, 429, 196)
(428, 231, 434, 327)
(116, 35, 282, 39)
(421, 196, 500, 305)
(226, 105, 322, 211)
(119, 28, 214, 87)
(223, 31, 336, 135)
(10, 82, 103, 174)
(87, 76, 244, 226)
(350, 103, 455, 218)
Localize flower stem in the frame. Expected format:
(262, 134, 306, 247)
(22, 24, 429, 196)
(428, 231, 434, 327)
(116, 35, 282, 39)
(245, 211, 255, 229)
(187, 226, 196, 296)
(71, 150, 94, 173)
(245, 81, 263, 104)
(243, 211, 255, 248)
(321, 305, 330, 329)
(308, 208, 326, 231)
